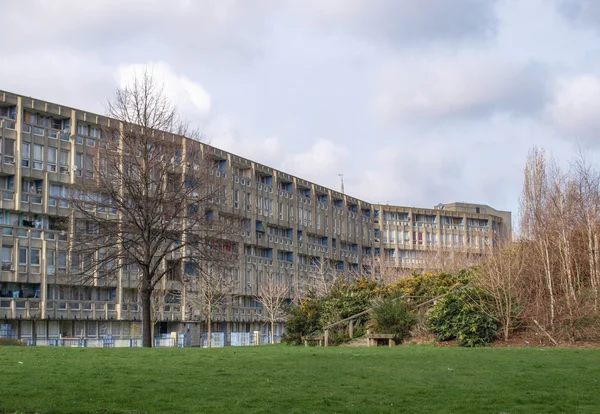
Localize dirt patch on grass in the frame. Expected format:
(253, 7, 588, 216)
(404, 331, 600, 348)
(490, 332, 600, 348)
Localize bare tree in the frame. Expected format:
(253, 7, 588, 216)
(186, 258, 238, 348)
(421, 249, 483, 274)
(255, 272, 289, 344)
(477, 241, 526, 341)
(574, 152, 600, 315)
(519, 148, 556, 330)
(308, 258, 341, 297)
(361, 256, 407, 285)
(515, 148, 600, 341)
(69, 70, 238, 347)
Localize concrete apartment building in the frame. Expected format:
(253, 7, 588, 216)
(0, 90, 511, 343)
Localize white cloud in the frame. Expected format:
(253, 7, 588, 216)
(207, 117, 350, 191)
(373, 55, 546, 122)
(0, 49, 115, 112)
(2, 0, 599, 220)
(205, 114, 283, 166)
(2, 0, 272, 64)
(292, 0, 497, 46)
(286, 140, 350, 188)
(117, 62, 212, 119)
(545, 74, 600, 144)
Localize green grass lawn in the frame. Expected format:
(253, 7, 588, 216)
(0, 345, 598, 413)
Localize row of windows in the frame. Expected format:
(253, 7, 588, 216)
(21, 143, 70, 173)
(381, 233, 491, 247)
(2, 246, 46, 268)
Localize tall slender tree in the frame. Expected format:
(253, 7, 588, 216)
(185, 247, 239, 348)
(255, 272, 289, 344)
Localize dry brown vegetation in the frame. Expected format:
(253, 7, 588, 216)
(476, 148, 600, 343)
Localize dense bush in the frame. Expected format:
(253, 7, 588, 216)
(281, 295, 323, 345)
(282, 278, 381, 345)
(428, 287, 498, 347)
(386, 269, 474, 299)
(370, 298, 416, 343)
(319, 278, 379, 326)
(282, 270, 501, 347)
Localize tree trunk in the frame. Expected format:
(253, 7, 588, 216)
(207, 302, 212, 348)
(543, 242, 555, 330)
(141, 287, 153, 348)
(270, 320, 274, 344)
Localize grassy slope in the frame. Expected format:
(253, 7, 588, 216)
(0, 345, 598, 413)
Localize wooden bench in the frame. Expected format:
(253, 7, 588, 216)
(367, 333, 396, 347)
(301, 335, 324, 347)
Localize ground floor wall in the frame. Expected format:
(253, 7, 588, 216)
(0, 319, 286, 343)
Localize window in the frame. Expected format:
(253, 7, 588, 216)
(60, 150, 70, 174)
(4, 139, 14, 164)
(33, 144, 43, 170)
(58, 251, 67, 270)
(21, 143, 30, 167)
(47, 249, 55, 275)
(70, 252, 81, 272)
(77, 124, 88, 136)
(234, 189, 239, 209)
(30, 248, 41, 268)
(2, 245, 12, 264)
(75, 153, 83, 176)
(47, 147, 57, 172)
(245, 268, 251, 287)
(85, 154, 94, 178)
(19, 247, 27, 265)
(50, 184, 61, 197)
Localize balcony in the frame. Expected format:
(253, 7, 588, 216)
(3, 119, 16, 130)
(160, 305, 182, 321)
(46, 300, 119, 320)
(0, 190, 15, 210)
(0, 299, 41, 319)
(231, 306, 262, 322)
(121, 303, 140, 320)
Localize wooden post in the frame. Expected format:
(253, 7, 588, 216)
(349, 320, 354, 339)
(324, 329, 329, 347)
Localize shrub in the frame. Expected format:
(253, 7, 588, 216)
(0, 338, 25, 346)
(370, 298, 416, 343)
(281, 297, 323, 345)
(428, 287, 498, 347)
(386, 269, 475, 301)
(282, 278, 381, 346)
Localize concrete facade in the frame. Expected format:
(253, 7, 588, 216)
(0, 90, 510, 341)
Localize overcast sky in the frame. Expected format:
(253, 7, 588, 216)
(2, 0, 600, 219)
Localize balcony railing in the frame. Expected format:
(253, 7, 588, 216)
(0, 299, 41, 319)
(46, 300, 119, 320)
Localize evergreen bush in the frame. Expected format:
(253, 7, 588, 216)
(428, 287, 498, 347)
(370, 298, 416, 343)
